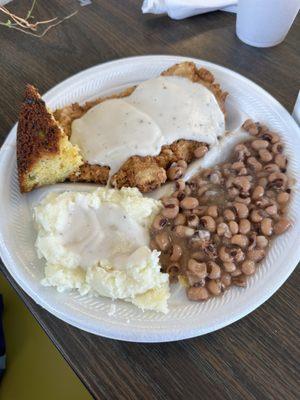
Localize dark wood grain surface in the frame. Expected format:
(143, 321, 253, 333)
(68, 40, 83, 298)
(0, 1, 299, 399)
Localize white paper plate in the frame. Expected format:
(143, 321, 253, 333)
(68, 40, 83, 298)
(0, 55, 299, 342)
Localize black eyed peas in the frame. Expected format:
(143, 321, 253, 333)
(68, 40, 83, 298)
(231, 161, 245, 171)
(174, 213, 186, 226)
(258, 149, 273, 162)
(193, 206, 208, 217)
(172, 190, 185, 201)
(234, 143, 251, 160)
(175, 179, 185, 191)
(167, 165, 185, 181)
(242, 119, 259, 135)
(166, 263, 180, 278)
(219, 246, 233, 262)
(231, 234, 249, 248)
(207, 279, 222, 296)
(155, 232, 170, 251)
(256, 235, 268, 248)
(162, 204, 179, 219)
(272, 142, 283, 154)
(187, 259, 207, 279)
(223, 261, 236, 273)
(231, 268, 242, 277)
(261, 218, 273, 236)
(247, 157, 263, 172)
(184, 185, 192, 195)
(250, 209, 264, 223)
(174, 225, 195, 237)
(221, 273, 232, 288)
(187, 286, 209, 301)
(232, 275, 247, 287)
(207, 205, 218, 218)
(274, 218, 291, 235)
(186, 214, 199, 228)
(194, 144, 208, 159)
(275, 154, 287, 169)
(180, 196, 199, 210)
(264, 163, 280, 173)
(241, 260, 256, 275)
(247, 249, 266, 262)
(265, 204, 277, 216)
(252, 185, 264, 200)
(233, 202, 249, 218)
(200, 216, 216, 232)
(229, 221, 239, 235)
(217, 222, 232, 238)
(261, 131, 280, 144)
(162, 196, 179, 206)
(151, 122, 291, 303)
(170, 244, 183, 262)
(232, 248, 245, 263)
(191, 251, 206, 261)
(239, 219, 251, 235)
(197, 185, 209, 197)
(277, 192, 290, 204)
(235, 196, 251, 205)
(258, 177, 268, 187)
(224, 209, 236, 221)
(228, 187, 240, 199)
(251, 139, 269, 150)
(177, 160, 188, 169)
(233, 176, 251, 192)
(207, 261, 221, 279)
(152, 215, 168, 231)
(268, 172, 288, 184)
(255, 197, 270, 208)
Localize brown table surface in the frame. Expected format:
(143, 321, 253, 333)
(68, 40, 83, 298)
(0, 1, 299, 399)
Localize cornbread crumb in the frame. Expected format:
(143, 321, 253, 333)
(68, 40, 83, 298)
(17, 85, 83, 192)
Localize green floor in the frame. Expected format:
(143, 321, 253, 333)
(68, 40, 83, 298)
(0, 275, 91, 400)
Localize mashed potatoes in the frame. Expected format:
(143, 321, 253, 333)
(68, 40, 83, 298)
(34, 187, 170, 313)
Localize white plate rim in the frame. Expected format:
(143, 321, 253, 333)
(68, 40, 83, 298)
(0, 55, 299, 342)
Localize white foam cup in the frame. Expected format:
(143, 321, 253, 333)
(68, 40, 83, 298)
(236, 0, 300, 47)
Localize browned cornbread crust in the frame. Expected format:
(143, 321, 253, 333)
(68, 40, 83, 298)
(55, 62, 227, 192)
(17, 85, 61, 191)
(17, 85, 82, 192)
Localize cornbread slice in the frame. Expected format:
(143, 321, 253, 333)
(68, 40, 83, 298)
(54, 61, 228, 193)
(17, 85, 83, 192)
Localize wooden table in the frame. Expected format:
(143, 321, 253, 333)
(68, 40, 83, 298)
(0, 1, 299, 399)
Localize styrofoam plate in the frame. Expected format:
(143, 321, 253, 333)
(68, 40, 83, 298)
(0, 55, 299, 342)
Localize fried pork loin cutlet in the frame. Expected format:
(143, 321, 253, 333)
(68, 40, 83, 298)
(17, 85, 83, 193)
(54, 61, 228, 193)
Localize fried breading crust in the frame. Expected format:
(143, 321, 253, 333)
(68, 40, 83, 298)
(55, 62, 228, 192)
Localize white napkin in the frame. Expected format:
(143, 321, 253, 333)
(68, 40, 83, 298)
(142, 0, 237, 20)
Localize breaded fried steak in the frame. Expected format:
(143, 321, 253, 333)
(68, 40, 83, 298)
(17, 62, 227, 193)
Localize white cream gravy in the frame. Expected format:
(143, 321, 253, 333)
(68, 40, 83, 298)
(71, 75, 225, 174)
(57, 201, 149, 269)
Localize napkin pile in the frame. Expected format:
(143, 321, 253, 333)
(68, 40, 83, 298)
(142, 0, 237, 19)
